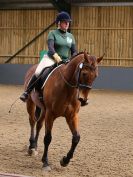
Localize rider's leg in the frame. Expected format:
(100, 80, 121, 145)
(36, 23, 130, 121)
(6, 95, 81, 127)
(20, 74, 38, 102)
(20, 55, 55, 102)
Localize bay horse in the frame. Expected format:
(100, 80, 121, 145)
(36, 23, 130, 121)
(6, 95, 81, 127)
(24, 51, 104, 171)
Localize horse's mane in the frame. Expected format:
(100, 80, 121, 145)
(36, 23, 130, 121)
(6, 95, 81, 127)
(70, 51, 84, 60)
(69, 51, 97, 67)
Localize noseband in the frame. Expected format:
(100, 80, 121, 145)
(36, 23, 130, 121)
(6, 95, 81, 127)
(59, 61, 94, 89)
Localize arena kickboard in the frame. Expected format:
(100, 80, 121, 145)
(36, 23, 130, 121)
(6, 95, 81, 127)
(0, 173, 35, 177)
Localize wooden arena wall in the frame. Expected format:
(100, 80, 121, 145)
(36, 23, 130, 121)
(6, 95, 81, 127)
(0, 9, 57, 64)
(71, 6, 133, 67)
(0, 6, 133, 67)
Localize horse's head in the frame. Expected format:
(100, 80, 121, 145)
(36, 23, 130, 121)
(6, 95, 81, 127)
(78, 51, 104, 104)
(61, 51, 104, 104)
(79, 51, 104, 87)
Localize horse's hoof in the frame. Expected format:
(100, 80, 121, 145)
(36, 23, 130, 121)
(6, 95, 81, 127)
(42, 165, 51, 172)
(28, 148, 38, 156)
(60, 157, 69, 167)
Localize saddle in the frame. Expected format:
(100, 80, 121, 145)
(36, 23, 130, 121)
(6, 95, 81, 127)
(35, 60, 68, 92)
(35, 64, 56, 92)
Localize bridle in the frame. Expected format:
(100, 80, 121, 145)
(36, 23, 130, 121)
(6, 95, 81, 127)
(58, 60, 96, 89)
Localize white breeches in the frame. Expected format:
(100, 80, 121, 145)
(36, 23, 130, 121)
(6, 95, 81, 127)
(35, 55, 55, 77)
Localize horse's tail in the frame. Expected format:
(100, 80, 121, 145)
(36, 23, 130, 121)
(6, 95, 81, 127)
(35, 106, 41, 121)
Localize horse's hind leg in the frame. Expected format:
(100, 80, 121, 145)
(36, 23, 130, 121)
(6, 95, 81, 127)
(34, 110, 46, 148)
(26, 99, 38, 155)
(60, 113, 80, 167)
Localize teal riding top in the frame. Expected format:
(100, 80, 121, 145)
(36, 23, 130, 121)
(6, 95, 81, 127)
(47, 29, 76, 61)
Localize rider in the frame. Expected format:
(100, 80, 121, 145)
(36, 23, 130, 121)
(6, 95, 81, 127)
(20, 11, 77, 102)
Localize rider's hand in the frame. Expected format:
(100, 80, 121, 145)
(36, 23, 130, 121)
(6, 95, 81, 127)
(53, 53, 62, 63)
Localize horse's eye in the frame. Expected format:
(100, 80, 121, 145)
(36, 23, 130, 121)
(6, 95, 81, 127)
(82, 71, 88, 77)
(83, 72, 87, 76)
(89, 65, 95, 71)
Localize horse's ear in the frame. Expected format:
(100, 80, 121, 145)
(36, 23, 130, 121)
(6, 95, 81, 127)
(84, 49, 89, 61)
(97, 53, 105, 63)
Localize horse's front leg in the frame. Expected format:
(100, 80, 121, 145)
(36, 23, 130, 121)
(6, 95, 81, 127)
(42, 112, 54, 171)
(60, 113, 80, 167)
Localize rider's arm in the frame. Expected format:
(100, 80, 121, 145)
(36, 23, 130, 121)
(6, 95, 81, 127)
(47, 31, 62, 63)
(70, 34, 77, 57)
(48, 39, 62, 63)
(71, 43, 77, 56)
(47, 39, 55, 56)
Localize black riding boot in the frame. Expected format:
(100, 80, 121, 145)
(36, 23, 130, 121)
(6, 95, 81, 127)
(20, 75, 38, 102)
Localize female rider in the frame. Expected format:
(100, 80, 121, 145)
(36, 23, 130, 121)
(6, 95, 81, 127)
(20, 11, 77, 102)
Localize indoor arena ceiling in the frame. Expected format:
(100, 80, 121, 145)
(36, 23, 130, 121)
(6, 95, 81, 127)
(0, 0, 132, 9)
(0, 0, 132, 2)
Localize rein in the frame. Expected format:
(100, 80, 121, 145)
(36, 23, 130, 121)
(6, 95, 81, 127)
(58, 61, 93, 89)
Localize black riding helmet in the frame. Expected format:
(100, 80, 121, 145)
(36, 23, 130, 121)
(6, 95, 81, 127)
(55, 11, 72, 24)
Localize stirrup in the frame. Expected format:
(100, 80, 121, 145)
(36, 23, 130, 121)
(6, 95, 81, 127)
(20, 92, 29, 102)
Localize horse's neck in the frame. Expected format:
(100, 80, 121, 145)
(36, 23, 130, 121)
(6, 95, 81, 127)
(58, 55, 84, 100)
(65, 54, 84, 78)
